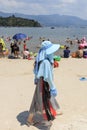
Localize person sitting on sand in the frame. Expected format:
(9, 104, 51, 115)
(76, 46, 83, 58)
(23, 48, 30, 59)
(63, 46, 70, 58)
(83, 46, 87, 58)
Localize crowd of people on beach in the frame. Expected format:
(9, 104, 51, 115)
(0, 35, 87, 60)
(75, 37, 87, 58)
(0, 36, 35, 59)
(63, 37, 87, 58)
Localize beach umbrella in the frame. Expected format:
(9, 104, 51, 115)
(13, 33, 27, 41)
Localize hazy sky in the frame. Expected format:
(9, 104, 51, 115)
(0, 0, 87, 20)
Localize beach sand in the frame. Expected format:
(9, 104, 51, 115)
(0, 57, 87, 130)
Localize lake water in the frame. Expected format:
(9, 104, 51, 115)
(0, 26, 87, 55)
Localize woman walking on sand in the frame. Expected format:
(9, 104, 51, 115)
(27, 40, 62, 130)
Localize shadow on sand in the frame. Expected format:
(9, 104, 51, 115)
(17, 110, 52, 130)
(16, 110, 28, 126)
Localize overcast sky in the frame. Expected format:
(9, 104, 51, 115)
(0, 0, 87, 20)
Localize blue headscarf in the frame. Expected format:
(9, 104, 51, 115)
(34, 44, 54, 75)
(34, 40, 60, 75)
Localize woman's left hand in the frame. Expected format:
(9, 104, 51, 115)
(50, 88, 57, 97)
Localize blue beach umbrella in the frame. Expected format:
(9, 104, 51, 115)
(13, 33, 27, 41)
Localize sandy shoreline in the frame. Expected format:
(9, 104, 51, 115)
(0, 57, 87, 130)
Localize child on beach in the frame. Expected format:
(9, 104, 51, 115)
(23, 48, 30, 59)
(23, 40, 27, 51)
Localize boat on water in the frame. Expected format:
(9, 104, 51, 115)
(51, 27, 55, 29)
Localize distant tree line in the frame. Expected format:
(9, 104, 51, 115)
(0, 15, 42, 27)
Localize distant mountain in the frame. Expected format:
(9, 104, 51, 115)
(0, 11, 87, 27)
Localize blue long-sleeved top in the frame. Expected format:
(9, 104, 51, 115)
(36, 59, 56, 89)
